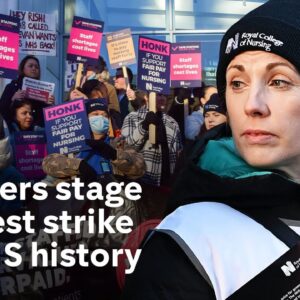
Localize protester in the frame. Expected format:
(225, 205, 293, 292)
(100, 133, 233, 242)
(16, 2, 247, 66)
(168, 87, 194, 142)
(9, 99, 44, 133)
(44, 98, 145, 181)
(83, 56, 111, 83)
(41, 99, 145, 300)
(198, 93, 227, 136)
(122, 0, 300, 299)
(70, 78, 123, 136)
(127, 89, 148, 112)
(0, 114, 25, 214)
(185, 85, 218, 140)
(0, 55, 54, 127)
(122, 91, 182, 219)
(70, 78, 109, 101)
(122, 91, 182, 187)
(114, 67, 134, 124)
(81, 56, 122, 132)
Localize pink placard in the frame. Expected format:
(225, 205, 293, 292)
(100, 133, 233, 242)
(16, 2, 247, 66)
(139, 37, 170, 56)
(25, 88, 49, 102)
(15, 143, 47, 179)
(0, 29, 19, 70)
(44, 99, 85, 121)
(171, 53, 202, 81)
(67, 27, 102, 59)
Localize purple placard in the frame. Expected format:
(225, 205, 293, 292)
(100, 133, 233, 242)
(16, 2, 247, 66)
(14, 131, 47, 180)
(137, 36, 171, 95)
(43, 99, 91, 154)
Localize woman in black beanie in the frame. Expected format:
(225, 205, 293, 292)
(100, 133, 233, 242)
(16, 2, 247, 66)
(122, 1, 300, 299)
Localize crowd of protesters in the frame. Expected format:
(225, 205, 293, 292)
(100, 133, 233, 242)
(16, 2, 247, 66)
(0, 51, 225, 299)
(3, 1, 300, 299)
(0, 54, 223, 212)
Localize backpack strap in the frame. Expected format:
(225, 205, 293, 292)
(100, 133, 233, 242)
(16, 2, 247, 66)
(238, 209, 299, 248)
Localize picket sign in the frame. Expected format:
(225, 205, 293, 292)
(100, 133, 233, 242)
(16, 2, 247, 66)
(149, 92, 156, 145)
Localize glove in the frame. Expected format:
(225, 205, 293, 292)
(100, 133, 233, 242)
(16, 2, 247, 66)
(141, 111, 158, 130)
(0, 114, 5, 140)
(78, 160, 98, 183)
(86, 139, 117, 160)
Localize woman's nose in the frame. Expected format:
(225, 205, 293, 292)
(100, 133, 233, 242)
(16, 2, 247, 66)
(244, 86, 270, 118)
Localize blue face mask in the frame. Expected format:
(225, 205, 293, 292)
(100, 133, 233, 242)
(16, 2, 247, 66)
(89, 115, 109, 134)
(87, 72, 96, 80)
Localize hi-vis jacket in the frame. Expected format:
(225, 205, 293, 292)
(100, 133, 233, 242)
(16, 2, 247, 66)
(122, 125, 300, 300)
(156, 201, 300, 299)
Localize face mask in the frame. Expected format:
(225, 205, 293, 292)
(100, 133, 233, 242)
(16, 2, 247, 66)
(87, 72, 97, 80)
(89, 115, 109, 134)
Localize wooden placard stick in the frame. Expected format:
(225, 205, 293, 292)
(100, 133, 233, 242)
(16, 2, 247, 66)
(70, 63, 84, 162)
(149, 91, 157, 145)
(183, 98, 189, 131)
(75, 63, 84, 88)
(122, 65, 131, 90)
(108, 118, 114, 138)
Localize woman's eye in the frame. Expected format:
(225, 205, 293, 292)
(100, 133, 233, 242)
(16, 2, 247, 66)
(229, 80, 245, 90)
(269, 79, 291, 88)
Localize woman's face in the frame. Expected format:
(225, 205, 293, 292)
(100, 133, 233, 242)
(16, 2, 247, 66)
(16, 104, 33, 130)
(88, 110, 109, 138)
(114, 76, 126, 90)
(226, 51, 300, 178)
(88, 110, 108, 119)
(204, 111, 227, 130)
(23, 58, 40, 79)
(90, 89, 104, 99)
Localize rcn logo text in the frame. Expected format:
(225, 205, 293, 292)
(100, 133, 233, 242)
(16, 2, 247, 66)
(281, 261, 296, 277)
(225, 33, 239, 54)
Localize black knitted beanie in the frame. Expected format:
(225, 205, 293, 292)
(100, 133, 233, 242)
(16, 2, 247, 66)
(217, 0, 300, 100)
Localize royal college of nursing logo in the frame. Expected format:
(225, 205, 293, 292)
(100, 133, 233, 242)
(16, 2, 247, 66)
(281, 256, 300, 277)
(281, 261, 296, 277)
(225, 31, 284, 54)
(225, 33, 240, 54)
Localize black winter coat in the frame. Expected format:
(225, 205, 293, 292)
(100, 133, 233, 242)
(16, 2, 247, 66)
(0, 78, 50, 128)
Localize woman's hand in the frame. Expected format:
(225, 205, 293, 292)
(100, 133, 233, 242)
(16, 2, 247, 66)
(69, 88, 88, 100)
(47, 94, 55, 105)
(12, 89, 26, 101)
(126, 88, 136, 101)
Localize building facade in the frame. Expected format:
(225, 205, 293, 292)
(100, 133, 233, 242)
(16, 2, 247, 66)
(0, 0, 267, 103)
